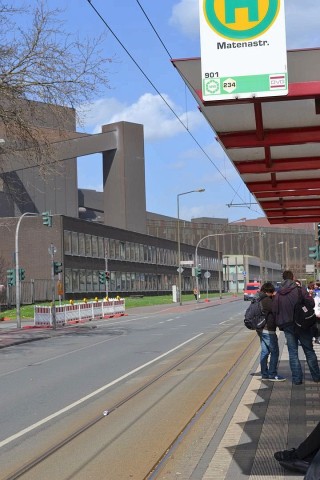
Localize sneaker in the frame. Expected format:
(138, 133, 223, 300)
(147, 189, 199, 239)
(261, 375, 269, 380)
(274, 448, 298, 461)
(268, 375, 286, 382)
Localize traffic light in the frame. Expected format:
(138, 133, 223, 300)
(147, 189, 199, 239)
(19, 268, 25, 281)
(7, 269, 16, 286)
(196, 267, 202, 278)
(318, 223, 320, 242)
(42, 211, 52, 227)
(53, 262, 63, 275)
(105, 271, 110, 282)
(99, 271, 106, 284)
(309, 245, 320, 260)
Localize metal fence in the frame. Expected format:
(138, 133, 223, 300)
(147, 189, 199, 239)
(6, 280, 53, 306)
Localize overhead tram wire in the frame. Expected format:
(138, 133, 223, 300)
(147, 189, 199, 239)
(135, 1, 260, 215)
(135, 0, 173, 59)
(84, 0, 255, 211)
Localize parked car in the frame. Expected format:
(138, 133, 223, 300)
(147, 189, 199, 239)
(243, 282, 260, 301)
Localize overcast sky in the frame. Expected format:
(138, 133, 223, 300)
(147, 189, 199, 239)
(45, 0, 320, 221)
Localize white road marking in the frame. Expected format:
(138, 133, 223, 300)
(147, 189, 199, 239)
(0, 333, 203, 449)
(0, 336, 121, 377)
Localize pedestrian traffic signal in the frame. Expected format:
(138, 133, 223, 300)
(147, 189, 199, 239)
(309, 245, 320, 260)
(19, 268, 25, 281)
(53, 262, 63, 275)
(105, 271, 110, 282)
(42, 211, 52, 227)
(7, 269, 16, 286)
(99, 271, 106, 284)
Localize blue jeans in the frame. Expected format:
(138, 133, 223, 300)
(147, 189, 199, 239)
(259, 331, 279, 378)
(283, 324, 320, 383)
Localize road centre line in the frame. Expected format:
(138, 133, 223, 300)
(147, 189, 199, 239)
(0, 336, 121, 378)
(0, 333, 203, 449)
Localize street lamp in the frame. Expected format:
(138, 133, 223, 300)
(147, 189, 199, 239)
(292, 246, 298, 275)
(177, 189, 205, 305)
(15, 212, 37, 328)
(195, 230, 260, 301)
(278, 241, 288, 270)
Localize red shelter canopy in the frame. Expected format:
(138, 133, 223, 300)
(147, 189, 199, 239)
(172, 48, 320, 224)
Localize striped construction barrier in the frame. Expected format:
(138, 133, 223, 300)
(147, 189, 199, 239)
(34, 299, 125, 327)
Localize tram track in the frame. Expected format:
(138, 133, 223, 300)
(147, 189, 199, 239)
(3, 320, 258, 480)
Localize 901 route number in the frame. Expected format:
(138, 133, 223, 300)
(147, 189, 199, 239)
(204, 72, 219, 78)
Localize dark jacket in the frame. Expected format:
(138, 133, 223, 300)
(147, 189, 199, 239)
(273, 279, 314, 329)
(259, 292, 276, 332)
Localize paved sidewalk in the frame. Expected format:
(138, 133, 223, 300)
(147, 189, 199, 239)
(196, 337, 320, 480)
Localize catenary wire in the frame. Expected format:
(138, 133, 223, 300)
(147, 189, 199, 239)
(135, 0, 173, 59)
(85, 0, 261, 215)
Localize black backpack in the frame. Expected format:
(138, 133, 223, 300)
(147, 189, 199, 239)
(293, 287, 316, 331)
(244, 297, 267, 330)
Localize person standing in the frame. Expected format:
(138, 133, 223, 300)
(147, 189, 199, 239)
(313, 282, 320, 344)
(257, 282, 285, 381)
(193, 287, 198, 300)
(273, 271, 320, 385)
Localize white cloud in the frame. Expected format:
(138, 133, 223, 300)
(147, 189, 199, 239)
(81, 93, 203, 141)
(169, 0, 199, 37)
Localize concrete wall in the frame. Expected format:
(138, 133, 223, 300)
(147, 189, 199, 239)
(0, 100, 79, 218)
(102, 122, 147, 234)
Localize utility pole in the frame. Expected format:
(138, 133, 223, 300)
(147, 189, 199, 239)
(105, 249, 109, 298)
(49, 243, 57, 330)
(259, 229, 264, 283)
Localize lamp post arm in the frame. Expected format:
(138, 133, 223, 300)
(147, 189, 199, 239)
(195, 231, 261, 300)
(177, 188, 205, 306)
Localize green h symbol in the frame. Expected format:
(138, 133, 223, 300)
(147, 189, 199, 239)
(225, 0, 259, 24)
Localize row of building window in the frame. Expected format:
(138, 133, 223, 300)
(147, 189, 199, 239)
(64, 230, 219, 271)
(64, 269, 219, 294)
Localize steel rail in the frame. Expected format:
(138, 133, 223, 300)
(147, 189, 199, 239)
(4, 322, 256, 480)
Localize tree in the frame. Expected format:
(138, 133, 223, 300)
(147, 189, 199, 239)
(0, 0, 112, 173)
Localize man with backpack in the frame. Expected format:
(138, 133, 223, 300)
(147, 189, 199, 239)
(273, 271, 320, 385)
(256, 282, 286, 382)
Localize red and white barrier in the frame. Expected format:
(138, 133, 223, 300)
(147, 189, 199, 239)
(34, 299, 126, 327)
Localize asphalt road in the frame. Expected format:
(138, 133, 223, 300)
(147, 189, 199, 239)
(1, 299, 253, 479)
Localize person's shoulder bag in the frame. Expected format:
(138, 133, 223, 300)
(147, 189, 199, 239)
(294, 287, 317, 331)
